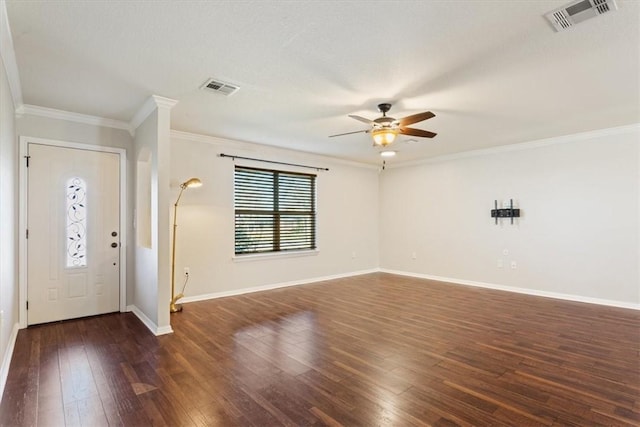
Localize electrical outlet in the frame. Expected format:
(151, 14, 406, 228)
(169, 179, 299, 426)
(411, 252, 417, 260)
(497, 259, 503, 268)
(183, 267, 190, 276)
(511, 261, 517, 269)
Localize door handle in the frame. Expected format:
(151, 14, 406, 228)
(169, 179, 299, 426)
(111, 242, 118, 248)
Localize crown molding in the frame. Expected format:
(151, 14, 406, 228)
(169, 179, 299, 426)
(170, 129, 379, 170)
(15, 104, 132, 133)
(0, 0, 23, 106)
(129, 97, 156, 131)
(15, 96, 180, 137)
(129, 95, 178, 132)
(151, 95, 178, 110)
(389, 123, 640, 169)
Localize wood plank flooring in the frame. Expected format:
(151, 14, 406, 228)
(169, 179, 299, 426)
(1, 272, 639, 426)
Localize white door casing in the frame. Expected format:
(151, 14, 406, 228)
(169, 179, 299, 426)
(23, 140, 125, 325)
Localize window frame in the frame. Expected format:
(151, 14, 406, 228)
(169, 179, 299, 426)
(234, 165, 317, 256)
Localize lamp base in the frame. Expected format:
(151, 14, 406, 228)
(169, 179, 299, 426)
(170, 293, 185, 314)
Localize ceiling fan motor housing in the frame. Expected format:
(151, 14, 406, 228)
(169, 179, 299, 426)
(374, 117, 396, 127)
(375, 104, 398, 128)
(377, 103, 392, 115)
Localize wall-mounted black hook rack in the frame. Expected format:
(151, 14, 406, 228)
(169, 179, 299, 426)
(491, 199, 520, 225)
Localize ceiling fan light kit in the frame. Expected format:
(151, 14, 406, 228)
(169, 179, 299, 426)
(372, 128, 399, 146)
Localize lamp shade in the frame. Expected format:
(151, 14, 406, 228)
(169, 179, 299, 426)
(372, 128, 399, 146)
(181, 177, 202, 189)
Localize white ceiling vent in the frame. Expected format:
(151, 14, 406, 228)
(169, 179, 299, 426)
(545, 0, 618, 31)
(201, 78, 240, 96)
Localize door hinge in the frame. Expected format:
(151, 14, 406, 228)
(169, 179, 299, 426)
(26, 301, 28, 310)
(25, 155, 30, 167)
(26, 229, 29, 239)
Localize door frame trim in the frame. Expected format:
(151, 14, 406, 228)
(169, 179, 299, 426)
(19, 136, 128, 328)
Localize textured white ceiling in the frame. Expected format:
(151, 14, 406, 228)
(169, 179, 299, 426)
(6, 0, 640, 165)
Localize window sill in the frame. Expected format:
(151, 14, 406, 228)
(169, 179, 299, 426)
(232, 249, 319, 263)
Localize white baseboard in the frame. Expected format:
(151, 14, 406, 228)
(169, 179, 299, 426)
(126, 305, 173, 336)
(0, 322, 20, 401)
(155, 325, 173, 335)
(178, 268, 380, 304)
(380, 269, 640, 310)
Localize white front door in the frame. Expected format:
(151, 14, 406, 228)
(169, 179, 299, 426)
(27, 143, 121, 325)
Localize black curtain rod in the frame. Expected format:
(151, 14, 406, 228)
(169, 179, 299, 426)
(219, 153, 329, 171)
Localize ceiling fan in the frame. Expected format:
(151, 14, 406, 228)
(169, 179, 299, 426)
(329, 103, 436, 147)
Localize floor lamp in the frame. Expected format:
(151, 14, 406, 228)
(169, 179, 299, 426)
(170, 177, 202, 313)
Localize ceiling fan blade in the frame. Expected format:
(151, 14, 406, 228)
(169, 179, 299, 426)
(328, 129, 370, 138)
(348, 114, 375, 125)
(398, 111, 435, 126)
(399, 127, 437, 138)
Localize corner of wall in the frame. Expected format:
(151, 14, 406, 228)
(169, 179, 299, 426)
(0, 322, 19, 401)
(0, 4, 20, 402)
(0, 0, 23, 107)
(126, 305, 173, 336)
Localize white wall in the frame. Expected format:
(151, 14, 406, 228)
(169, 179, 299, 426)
(0, 52, 18, 396)
(170, 132, 379, 299)
(380, 126, 640, 305)
(131, 97, 174, 334)
(155, 103, 172, 331)
(15, 115, 136, 304)
(132, 113, 160, 326)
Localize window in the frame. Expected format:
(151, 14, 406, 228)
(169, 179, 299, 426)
(66, 177, 87, 267)
(234, 166, 316, 255)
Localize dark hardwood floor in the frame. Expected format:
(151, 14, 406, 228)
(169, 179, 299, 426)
(1, 272, 639, 426)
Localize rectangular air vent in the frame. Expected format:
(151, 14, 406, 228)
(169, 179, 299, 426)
(200, 78, 240, 96)
(545, 0, 618, 31)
